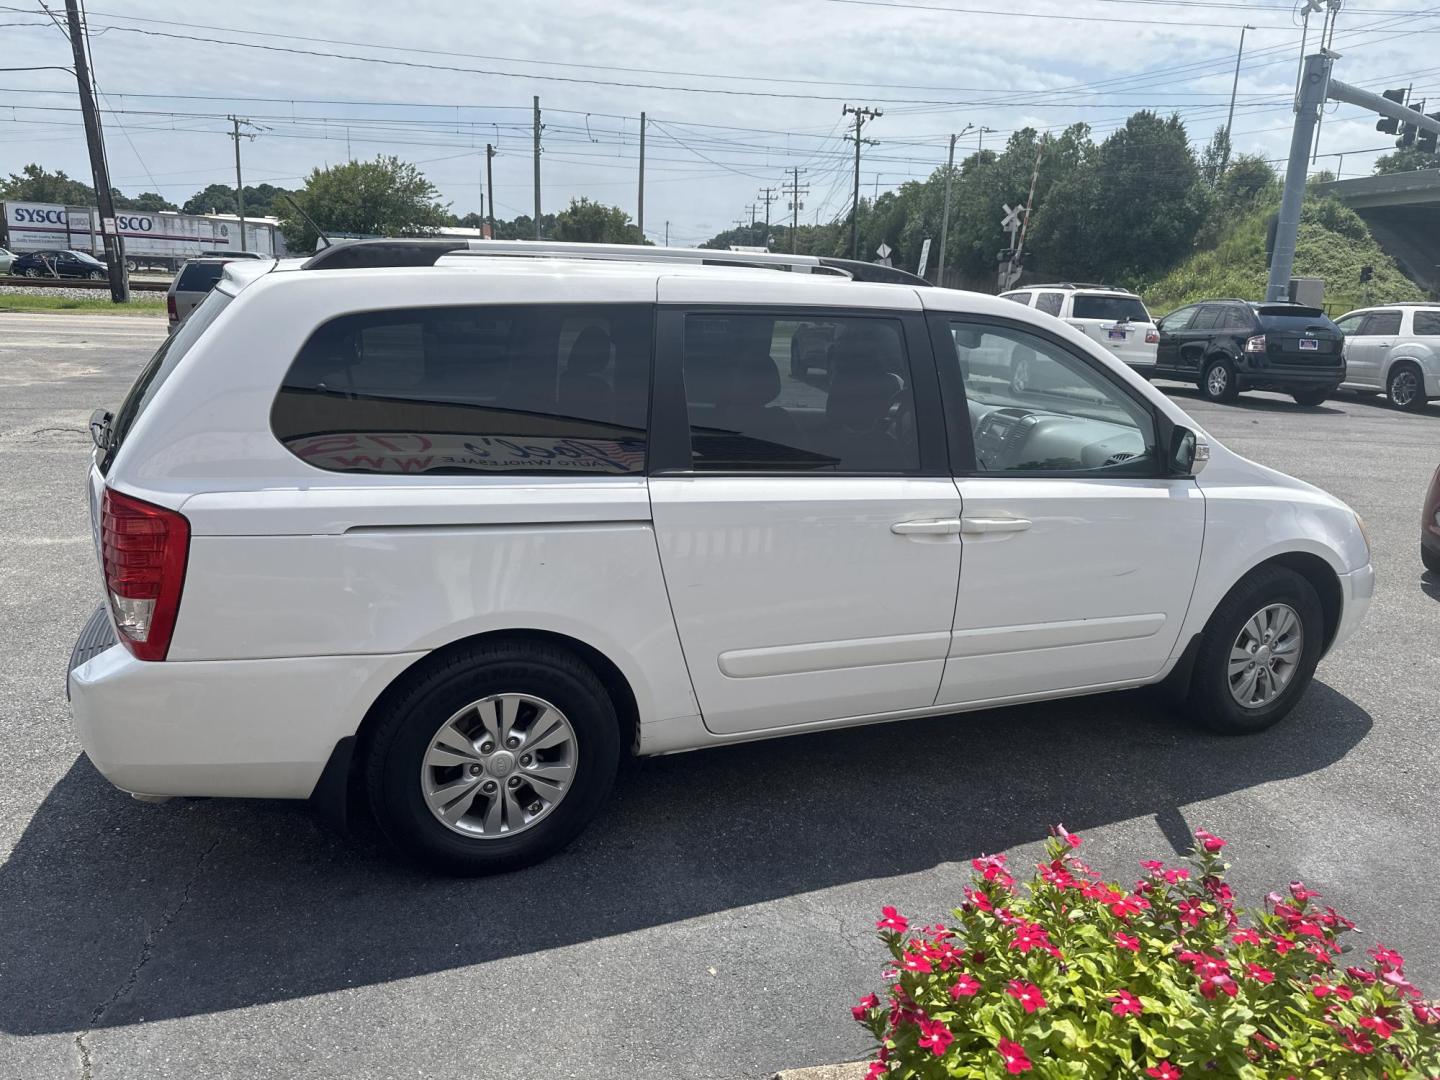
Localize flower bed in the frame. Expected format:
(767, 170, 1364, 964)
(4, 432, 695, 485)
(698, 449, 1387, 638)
(853, 828, 1439, 1078)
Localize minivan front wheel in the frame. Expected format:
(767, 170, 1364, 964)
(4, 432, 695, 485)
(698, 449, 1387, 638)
(1183, 565, 1323, 735)
(1387, 362, 1426, 411)
(1201, 359, 1239, 403)
(365, 641, 621, 875)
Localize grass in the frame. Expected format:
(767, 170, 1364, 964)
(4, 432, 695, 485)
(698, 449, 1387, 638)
(0, 293, 167, 316)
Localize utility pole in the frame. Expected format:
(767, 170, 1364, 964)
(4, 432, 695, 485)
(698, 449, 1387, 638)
(783, 166, 808, 254)
(485, 143, 496, 238)
(1223, 24, 1255, 172)
(842, 104, 881, 259)
(637, 111, 646, 243)
(228, 115, 254, 252)
(664, 220, 669, 247)
(937, 132, 958, 286)
(977, 125, 995, 154)
(63, 0, 126, 302)
(758, 186, 778, 251)
(532, 95, 542, 239)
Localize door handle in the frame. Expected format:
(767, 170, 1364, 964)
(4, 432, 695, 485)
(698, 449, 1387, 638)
(961, 516, 1032, 534)
(891, 518, 963, 536)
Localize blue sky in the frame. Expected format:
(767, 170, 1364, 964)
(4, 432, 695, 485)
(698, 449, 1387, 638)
(2, 0, 1430, 245)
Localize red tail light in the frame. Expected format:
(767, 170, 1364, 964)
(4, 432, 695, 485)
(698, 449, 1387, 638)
(100, 488, 190, 661)
(1145, 329, 1159, 344)
(166, 293, 177, 323)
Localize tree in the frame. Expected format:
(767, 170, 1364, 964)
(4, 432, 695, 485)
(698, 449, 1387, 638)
(183, 183, 237, 215)
(114, 191, 178, 212)
(552, 198, 644, 244)
(1374, 146, 1440, 174)
(1199, 126, 1232, 188)
(0, 163, 93, 204)
(275, 156, 450, 251)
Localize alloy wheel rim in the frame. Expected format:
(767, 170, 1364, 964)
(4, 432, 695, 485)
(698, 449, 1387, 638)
(1228, 603, 1303, 709)
(1208, 365, 1228, 396)
(1391, 370, 1418, 406)
(419, 693, 578, 838)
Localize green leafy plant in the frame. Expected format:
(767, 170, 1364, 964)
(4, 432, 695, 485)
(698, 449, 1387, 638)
(853, 828, 1440, 1078)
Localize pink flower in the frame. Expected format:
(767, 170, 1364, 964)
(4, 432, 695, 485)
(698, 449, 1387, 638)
(1347, 966, 1377, 985)
(1114, 931, 1141, 952)
(1193, 829, 1226, 853)
(1334, 984, 1354, 1001)
(863, 1063, 887, 1080)
(1340, 1027, 1375, 1055)
(1289, 881, 1321, 902)
(1053, 823, 1083, 849)
(1146, 1063, 1181, 1080)
(1164, 867, 1191, 885)
(916, 1018, 953, 1056)
(1109, 893, 1150, 920)
(1231, 928, 1261, 946)
(1011, 920, 1061, 958)
(1358, 1014, 1399, 1041)
(950, 973, 981, 999)
(900, 951, 932, 974)
(1006, 980, 1046, 1013)
(1177, 898, 1207, 927)
(1110, 990, 1144, 1017)
(1369, 945, 1404, 972)
(876, 906, 908, 933)
(851, 993, 879, 1022)
(996, 1039, 1032, 1074)
(964, 887, 994, 913)
(1412, 1002, 1440, 1026)
(1140, 859, 1165, 873)
(972, 853, 1014, 888)
(1199, 973, 1239, 1000)
(927, 939, 963, 970)
(1245, 963, 1275, 984)
(1313, 983, 1333, 999)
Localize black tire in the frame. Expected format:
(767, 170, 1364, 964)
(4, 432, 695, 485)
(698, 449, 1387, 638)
(1200, 357, 1239, 403)
(364, 641, 621, 875)
(1424, 545, 1440, 575)
(1183, 565, 1324, 735)
(89, 270, 103, 280)
(125, 259, 138, 273)
(1291, 388, 1328, 407)
(1387, 362, 1427, 412)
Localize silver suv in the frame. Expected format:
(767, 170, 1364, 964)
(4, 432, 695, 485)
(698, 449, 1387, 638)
(1335, 304, 1440, 411)
(1000, 284, 1158, 377)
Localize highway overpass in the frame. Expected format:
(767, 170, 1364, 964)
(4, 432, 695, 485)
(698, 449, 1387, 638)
(1314, 170, 1440, 294)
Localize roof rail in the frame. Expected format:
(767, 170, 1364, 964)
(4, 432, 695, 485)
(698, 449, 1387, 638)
(301, 238, 469, 270)
(1025, 281, 1129, 292)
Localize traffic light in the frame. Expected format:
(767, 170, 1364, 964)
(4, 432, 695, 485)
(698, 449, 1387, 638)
(1401, 122, 1417, 148)
(1376, 88, 1407, 135)
(1418, 112, 1440, 156)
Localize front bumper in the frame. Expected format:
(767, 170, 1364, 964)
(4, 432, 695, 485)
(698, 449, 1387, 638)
(1329, 562, 1375, 655)
(67, 608, 423, 799)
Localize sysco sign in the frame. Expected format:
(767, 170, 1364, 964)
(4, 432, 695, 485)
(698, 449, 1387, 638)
(9, 207, 69, 225)
(115, 215, 155, 232)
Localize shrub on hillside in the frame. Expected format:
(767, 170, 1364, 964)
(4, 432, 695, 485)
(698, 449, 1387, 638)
(853, 829, 1439, 1078)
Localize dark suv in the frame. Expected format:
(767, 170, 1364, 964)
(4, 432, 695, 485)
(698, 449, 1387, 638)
(1154, 299, 1345, 406)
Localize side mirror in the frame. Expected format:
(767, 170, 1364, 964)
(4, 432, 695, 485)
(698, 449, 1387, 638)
(89, 408, 114, 453)
(1171, 426, 1210, 477)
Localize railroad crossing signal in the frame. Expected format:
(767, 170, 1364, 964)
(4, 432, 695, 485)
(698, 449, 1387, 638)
(1001, 203, 1023, 231)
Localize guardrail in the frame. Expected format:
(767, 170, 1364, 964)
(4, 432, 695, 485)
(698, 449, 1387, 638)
(0, 274, 168, 292)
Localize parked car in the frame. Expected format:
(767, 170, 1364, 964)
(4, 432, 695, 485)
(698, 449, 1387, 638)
(1000, 284, 1158, 378)
(0, 246, 15, 274)
(69, 241, 1373, 875)
(11, 248, 108, 280)
(1153, 300, 1345, 406)
(1334, 304, 1440, 411)
(1424, 464, 1440, 574)
(167, 256, 244, 329)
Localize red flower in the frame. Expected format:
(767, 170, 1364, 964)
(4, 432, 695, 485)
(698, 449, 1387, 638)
(972, 853, 1014, 888)
(1193, 829, 1226, 853)
(900, 951, 932, 974)
(876, 906, 908, 933)
(1340, 1027, 1375, 1055)
(1199, 973, 1239, 1000)
(950, 973, 981, 999)
(1271, 935, 1296, 956)
(1010, 921, 1061, 958)
(1110, 989, 1144, 1017)
(1334, 984, 1354, 1001)
(1245, 963, 1275, 984)
(916, 1018, 953, 1056)
(1177, 898, 1207, 927)
(1369, 945, 1404, 972)
(1053, 823, 1083, 849)
(964, 887, 994, 913)
(1164, 867, 1191, 885)
(996, 1039, 1032, 1074)
(1313, 983, 1334, 999)
(1358, 1014, 1399, 1041)
(1346, 966, 1377, 985)
(1231, 928, 1261, 946)
(1289, 881, 1321, 902)
(863, 1064, 886, 1080)
(852, 993, 879, 1022)
(1109, 893, 1150, 920)
(1114, 931, 1141, 952)
(1006, 980, 1046, 1013)
(1146, 1063, 1181, 1080)
(1251, 1031, 1279, 1053)
(1140, 859, 1165, 873)
(1412, 1002, 1440, 1026)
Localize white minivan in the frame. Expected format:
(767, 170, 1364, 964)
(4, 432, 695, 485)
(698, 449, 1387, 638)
(70, 241, 1373, 874)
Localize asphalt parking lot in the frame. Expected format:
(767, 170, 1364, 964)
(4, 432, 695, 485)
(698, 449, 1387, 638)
(1, 311, 1437, 1080)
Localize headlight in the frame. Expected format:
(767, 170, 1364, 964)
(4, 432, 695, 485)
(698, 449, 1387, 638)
(1354, 512, 1371, 560)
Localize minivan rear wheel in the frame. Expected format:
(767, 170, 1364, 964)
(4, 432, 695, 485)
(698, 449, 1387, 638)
(1387, 362, 1426, 411)
(1183, 565, 1323, 735)
(1201, 358, 1239, 403)
(364, 641, 621, 875)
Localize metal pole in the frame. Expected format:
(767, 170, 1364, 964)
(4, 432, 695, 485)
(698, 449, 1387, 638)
(1267, 53, 1331, 301)
(664, 220, 669, 246)
(792, 166, 800, 253)
(637, 111, 645, 242)
(851, 110, 862, 258)
(937, 132, 957, 286)
(231, 116, 247, 252)
(63, 0, 126, 302)
(485, 143, 496, 238)
(1223, 25, 1253, 171)
(532, 95, 541, 239)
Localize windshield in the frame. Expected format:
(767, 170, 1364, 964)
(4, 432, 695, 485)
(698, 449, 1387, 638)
(1071, 295, 1150, 322)
(102, 288, 232, 473)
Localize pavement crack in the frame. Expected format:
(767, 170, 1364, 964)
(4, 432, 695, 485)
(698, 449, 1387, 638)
(72, 837, 220, 1079)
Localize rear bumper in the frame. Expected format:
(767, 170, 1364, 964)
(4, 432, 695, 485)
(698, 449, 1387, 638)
(1238, 366, 1343, 392)
(1330, 563, 1375, 655)
(67, 622, 423, 798)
